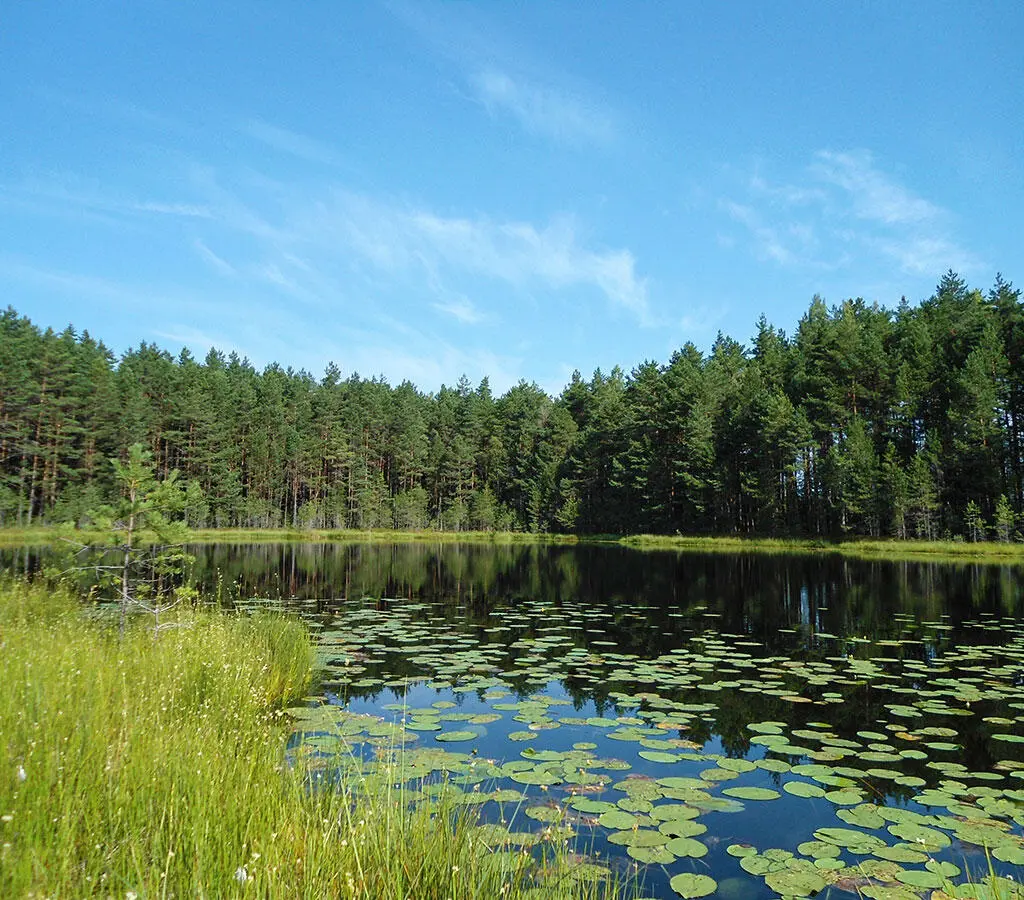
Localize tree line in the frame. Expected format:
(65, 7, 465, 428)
(2, 270, 1022, 540)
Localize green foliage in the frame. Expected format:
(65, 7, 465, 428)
(965, 500, 985, 542)
(2, 270, 1023, 540)
(0, 579, 624, 900)
(995, 494, 1015, 542)
(61, 443, 191, 637)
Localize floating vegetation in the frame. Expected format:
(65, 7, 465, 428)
(288, 584, 1024, 899)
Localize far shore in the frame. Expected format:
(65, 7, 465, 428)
(2, 525, 1024, 564)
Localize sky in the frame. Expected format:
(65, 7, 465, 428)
(2, 2, 1022, 396)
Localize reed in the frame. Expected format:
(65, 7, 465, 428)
(0, 579, 623, 898)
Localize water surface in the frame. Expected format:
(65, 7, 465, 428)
(9, 541, 1024, 898)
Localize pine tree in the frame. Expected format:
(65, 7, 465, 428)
(65, 444, 189, 638)
(994, 494, 1014, 542)
(964, 500, 985, 542)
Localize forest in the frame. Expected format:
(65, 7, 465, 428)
(1, 270, 1022, 541)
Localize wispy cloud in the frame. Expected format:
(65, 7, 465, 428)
(0, 258, 162, 308)
(810, 150, 941, 226)
(333, 338, 524, 393)
(152, 325, 250, 362)
(278, 190, 650, 321)
(192, 239, 236, 276)
(404, 208, 647, 317)
(871, 235, 979, 277)
(241, 119, 342, 165)
(386, 2, 618, 147)
(470, 68, 616, 145)
(132, 200, 211, 218)
(722, 201, 807, 267)
(1, 175, 212, 222)
(36, 88, 194, 137)
(722, 150, 981, 279)
(432, 295, 485, 324)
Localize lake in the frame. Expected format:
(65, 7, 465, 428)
(10, 540, 1024, 898)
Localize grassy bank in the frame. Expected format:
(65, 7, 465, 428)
(4, 523, 1024, 563)
(0, 526, 585, 548)
(0, 581, 622, 898)
(620, 533, 1024, 563)
(187, 527, 584, 546)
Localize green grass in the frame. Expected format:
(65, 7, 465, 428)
(0, 526, 584, 548)
(620, 533, 1024, 563)
(0, 580, 624, 898)
(6, 523, 1023, 564)
(187, 527, 584, 546)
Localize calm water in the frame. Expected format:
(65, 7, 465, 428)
(9, 541, 1024, 898)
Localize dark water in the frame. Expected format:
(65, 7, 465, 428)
(8, 541, 1024, 898)
(10, 539, 1019, 637)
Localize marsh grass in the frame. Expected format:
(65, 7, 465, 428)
(186, 528, 583, 547)
(0, 580, 622, 898)
(620, 533, 1024, 563)
(7, 525, 1024, 564)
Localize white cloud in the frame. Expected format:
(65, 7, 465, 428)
(871, 235, 980, 277)
(723, 150, 981, 279)
(470, 68, 615, 145)
(286, 192, 650, 321)
(152, 326, 250, 363)
(811, 150, 941, 226)
(193, 239, 236, 276)
(242, 119, 341, 165)
(432, 296, 485, 324)
(748, 173, 827, 207)
(300, 322, 526, 392)
(404, 209, 649, 319)
(722, 201, 818, 267)
(130, 200, 212, 218)
(1, 175, 212, 222)
(385, 3, 617, 147)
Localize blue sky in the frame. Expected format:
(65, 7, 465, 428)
(2, 2, 1021, 394)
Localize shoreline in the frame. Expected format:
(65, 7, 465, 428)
(2, 525, 1023, 563)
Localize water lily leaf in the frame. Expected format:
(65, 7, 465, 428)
(599, 810, 641, 830)
(608, 829, 667, 848)
(784, 780, 827, 799)
(525, 806, 564, 823)
(873, 845, 929, 864)
(638, 750, 679, 763)
(764, 864, 826, 897)
(726, 843, 757, 857)
(992, 844, 1024, 864)
(887, 823, 951, 849)
(721, 786, 780, 801)
(797, 840, 841, 859)
(825, 789, 865, 805)
(658, 819, 707, 838)
(894, 868, 944, 889)
(669, 872, 717, 898)
(664, 837, 708, 858)
(650, 803, 700, 821)
(837, 804, 887, 830)
(433, 728, 480, 744)
(627, 844, 675, 864)
(815, 827, 886, 850)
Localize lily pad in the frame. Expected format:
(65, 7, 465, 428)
(669, 873, 717, 898)
(721, 786, 780, 801)
(434, 731, 477, 743)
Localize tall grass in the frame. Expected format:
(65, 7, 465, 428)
(186, 527, 583, 546)
(0, 580, 622, 898)
(620, 533, 1024, 563)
